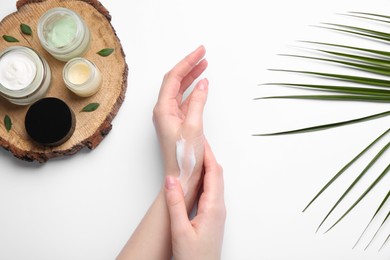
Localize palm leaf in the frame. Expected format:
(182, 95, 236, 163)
(379, 234, 390, 251)
(318, 142, 390, 233)
(315, 49, 390, 67)
(269, 69, 390, 88)
(256, 110, 390, 136)
(300, 41, 390, 57)
(319, 24, 390, 42)
(325, 162, 390, 233)
(343, 13, 390, 24)
(350, 12, 390, 20)
(353, 190, 390, 249)
(259, 95, 390, 102)
(304, 129, 390, 214)
(279, 54, 390, 76)
(258, 11, 390, 250)
(262, 83, 390, 96)
(364, 210, 390, 250)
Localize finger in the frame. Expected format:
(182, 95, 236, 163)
(176, 59, 208, 104)
(202, 141, 224, 203)
(183, 78, 209, 128)
(158, 46, 206, 102)
(165, 175, 192, 234)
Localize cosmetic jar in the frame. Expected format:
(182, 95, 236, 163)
(38, 7, 91, 61)
(25, 97, 76, 147)
(0, 46, 51, 105)
(63, 57, 102, 97)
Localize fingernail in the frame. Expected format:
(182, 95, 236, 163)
(165, 175, 177, 190)
(198, 79, 208, 91)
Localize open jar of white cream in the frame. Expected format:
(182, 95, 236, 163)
(0, 46, 52, 105)
(38, 7, 91, 61)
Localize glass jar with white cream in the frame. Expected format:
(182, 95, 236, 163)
(38, 7, 91, 62)
(63, 57, 102, 97)
(0, 46, 52, 106)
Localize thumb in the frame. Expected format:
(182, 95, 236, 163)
(165, 175, 191, 235)
(185, 78, 208, 128)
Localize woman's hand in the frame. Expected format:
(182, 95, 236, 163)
(165, 141, 226, 260)
(153, 45, 209, 205)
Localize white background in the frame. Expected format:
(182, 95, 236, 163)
(1, 0, 390, 259)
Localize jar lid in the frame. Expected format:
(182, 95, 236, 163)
(25, 97, 76, 147)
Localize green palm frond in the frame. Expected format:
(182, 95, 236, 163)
(258, 12, 390, 250)
(354, 191, 390, 249)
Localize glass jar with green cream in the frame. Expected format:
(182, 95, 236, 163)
(0, 46, 52, 105)
(38, 7, 91, 62)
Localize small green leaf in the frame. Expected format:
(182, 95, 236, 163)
(20, 23, 32, 35)
(2, 35, 19, 42)
(81, 103, 100, 112)
(97, 48, 114, 57)
(4, 115, 12, 132)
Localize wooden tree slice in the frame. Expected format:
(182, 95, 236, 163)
(0, 0, 128, 162)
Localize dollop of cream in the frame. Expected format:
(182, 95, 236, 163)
(176, 137, 196, 195)
(0, 52, 36, 91)
(47, 15, 77, 48)
(68, 62, 91, 85)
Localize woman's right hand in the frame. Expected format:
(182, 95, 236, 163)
(164, 141, 226, 260)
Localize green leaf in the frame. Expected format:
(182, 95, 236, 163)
(2, 35, 19, 42)
(300, 41, 390, 57)
(353, 190, 390, 249)
(254, 110, 390, 136)
(319, 24, 390, 43)
(262, 83, 390, 96)
(20, 23, 32, 35)
(317, 142, 390, 233)
(310, 48, 390, 68)
(350, 12, 390, 21)
(364, 210, 390, 250)
(81, 103, 100, 112)
(258, 95, 390, 103)
(262, 12, 390, 245)
(325, 159, 390, 233)
(303, 129, 390, 214)
(315, 50, 390, 67)
(379, 234, 390, 251)
(4, 115, 12, 132)
(343, 13, 390, 24)
(325, 23, 390, 40)
(280, 54, 390, 76)
(97, 48, 114, 57)
(270, 69, 390, 88)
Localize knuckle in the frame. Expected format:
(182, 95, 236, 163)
(163, 71, 171, 81)
(190, 93, 204, 104)
(184, 120, 200, 131)
(152, 104, 162, 119)
(167, 193, 184, 208)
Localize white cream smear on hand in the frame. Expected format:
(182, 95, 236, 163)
(176, 137, 196, 195)
(0, 51, 36, 91)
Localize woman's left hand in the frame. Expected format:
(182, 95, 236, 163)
(153, 45, 209, 207)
